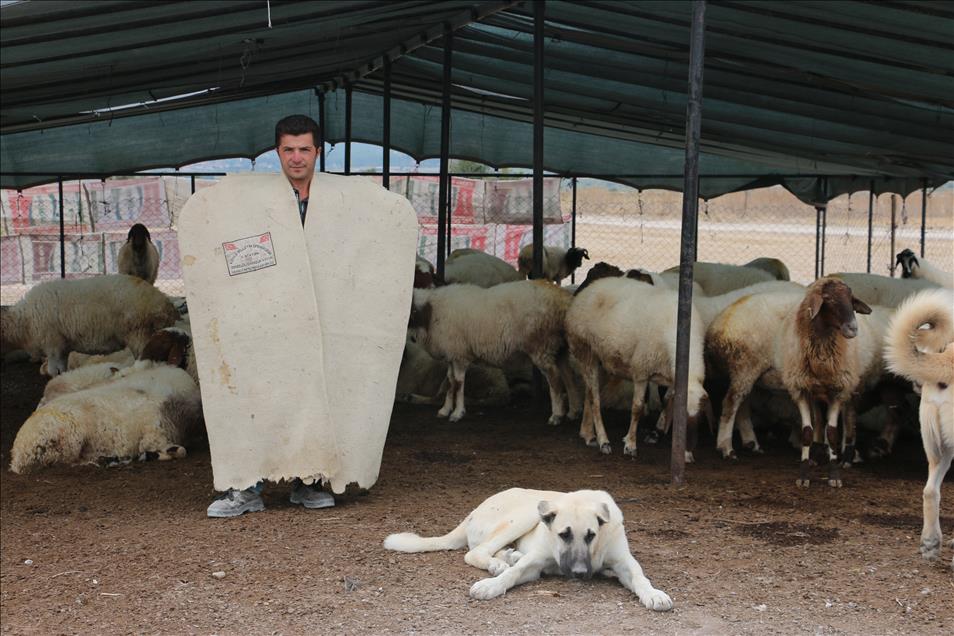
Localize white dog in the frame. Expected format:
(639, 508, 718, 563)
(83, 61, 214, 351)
(884, 288, 954, 568)
(383, 488, 673, 610)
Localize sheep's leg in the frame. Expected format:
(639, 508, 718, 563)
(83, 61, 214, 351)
(557, 355, 582, 420)
(646, 382, 662, 414)
(436, 365, 456, 418)
(622, 381, 648, 457)
(583, 365, 611, 454)
(736, 398, 763, 454)
(920, 444, 952, 562)
(644, 391, 671, 446)
(795, 396, 814, 488)
(840, 401, 858, 468)
(716, 377, 756, 460)
(825, 401, 844, 488)
(447, 360, 469, 422)
(532, 355, 567, 427)
(868, 381, 907, 460)
(577, 361, 597, 445)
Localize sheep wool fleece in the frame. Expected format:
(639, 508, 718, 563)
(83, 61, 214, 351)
(178, 173, 418, 493)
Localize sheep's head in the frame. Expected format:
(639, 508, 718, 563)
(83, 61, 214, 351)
(574, 262, 623, 296)
(804, 278, 871, 339)
(624, 269, 655, 285)
(139, 328, 191, 369)
(565, 247, 590, 271)
(896, 248, 919, 279)
(128, 223, 151, 250)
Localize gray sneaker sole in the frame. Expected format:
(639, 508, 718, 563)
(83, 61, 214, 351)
(289, 492, 336, 509)
(206, 499, 266, 518)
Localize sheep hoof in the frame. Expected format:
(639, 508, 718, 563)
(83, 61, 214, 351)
(449, 411, 465, 423)
(622, 445, 637, 458)
(684, 451, 695, 464)
(797, 460, 811, 488)
(584, 437, 598, 448)
(796, 479, 810, 488)
(867, 439, 891, 460)
(643, 430, 661, 446)
(567, 410, 582, 421)
(159, 446, 187, 460)
(139, 451, 160, 462)
(742, 442, 764, 455)
(719, 448, 737, 460)
(436, 409, 450, 419)
(828, 478, 843, 488)
(919, 538, 940, 561)
(839, 444, 856, 468)
(547, 414, 564, 427)
(599, 443, 612, 455)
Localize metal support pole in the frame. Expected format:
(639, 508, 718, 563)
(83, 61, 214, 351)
(814, 207, 822, 280)
(866, 181, 874, 273)
(344, 82, 353, 176)
(383, 57, 392, 190)
(570, 177, 578, 284)
(58, 178, 65, 278)
(671, 0, 706, 487)
(190, 175, 196, 195)
(920, 179, 928, 258)
(436, 23, 453, 279)
(531, 0, 545, 280)
(318, 91, 326, 173)
(890, 194, 898, 276)
(820, 204, 827, 277)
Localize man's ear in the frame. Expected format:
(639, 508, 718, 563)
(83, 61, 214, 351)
(538, 500, 555, 525)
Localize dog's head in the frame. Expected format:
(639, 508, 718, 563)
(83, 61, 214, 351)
(538, 496, 614, 579)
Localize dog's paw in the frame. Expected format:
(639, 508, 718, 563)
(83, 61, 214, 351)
(487, 558, 510, 577)
(470, 577, 507, 600)
(640, 588, 673, 612)
(502, 549, 524, 565)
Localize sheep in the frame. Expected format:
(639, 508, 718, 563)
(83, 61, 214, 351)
(743, 257, 791, 281)
(443, 249, 523, 288)
(566, 275, 708, 460)
(137, 326, 198, 385)
(776, 277, 888, 488)
(9, 359, 202, 473)
(829, 272, 937, 308)
(517, 245, 590, 283)
(661, 261, 777, 296)
(896, 249, 953, 289)
(414, 255, 438, 289)
(117, 223, 160, 285)
(883, 287, 954, 567)
(408, 280, 580, 425)
(39, 359, 134, 406)
(67, 348, 135, 371)
(0, 275, 179, 377)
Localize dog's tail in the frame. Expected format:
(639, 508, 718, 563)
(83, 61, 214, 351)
(383, 516, 470, 552)
(884, 288, 954, 386)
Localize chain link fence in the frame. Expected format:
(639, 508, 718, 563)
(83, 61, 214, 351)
(2, 175, 951, 305)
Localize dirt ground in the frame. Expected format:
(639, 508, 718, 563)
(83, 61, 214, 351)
(1, 356, 952, 635)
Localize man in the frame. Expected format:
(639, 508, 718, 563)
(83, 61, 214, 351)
(206, 114, 334, 518)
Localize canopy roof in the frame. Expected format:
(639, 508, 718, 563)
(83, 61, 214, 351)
(2, 0, 952, 199)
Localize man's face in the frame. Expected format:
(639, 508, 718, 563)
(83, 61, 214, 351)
(277, 133, 318, 182)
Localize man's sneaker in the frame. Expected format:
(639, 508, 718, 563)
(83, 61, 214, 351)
(289, 480, 335, 509)
(207, 488, 265, 518)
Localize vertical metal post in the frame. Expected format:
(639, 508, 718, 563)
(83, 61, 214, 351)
(889, 194, 897, 276)
(820, 204, 827, 277)
(866, 181, 874, 273)
(190, 175, 196, 195)
(436, 23, 453, 278)
(814, 206, 821, 279)
(920, 179, 928, 258)
(58, 177, 66, 278)
(383, 57, 392, 190)
(344, 82, 353, 175)
(570, 176, 578, 284)
(671, 0, 706, 487)
(531, 0, 545, 280)
(318, 90, 326, 173)
(693, 199, 701, 261)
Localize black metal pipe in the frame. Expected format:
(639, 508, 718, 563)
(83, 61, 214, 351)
(820, 204, 827, 277)
(344, 83, 353, 176)
(814, 206, 822, 279)
(531, 0, 545, 280)
(671, 0, 706, 487)
(318, 90, 326, 173)
(190, 175, 196, 195)
(866, 180, 874, 273)
(436, 23, 453, 278)
(570, 176, 578, 284)
(890, 194, 897, 277)
(920, 179, 928, 258)
(383, 57, 392, 190)
(58, 177, 65, 278)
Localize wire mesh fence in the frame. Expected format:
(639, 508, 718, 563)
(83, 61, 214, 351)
(1, 174, 951, 305)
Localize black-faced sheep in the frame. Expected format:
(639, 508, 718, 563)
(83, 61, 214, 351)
(896, 249, 953, 289)
(117, 223, 160, 284)
(517, 245, 590, 283)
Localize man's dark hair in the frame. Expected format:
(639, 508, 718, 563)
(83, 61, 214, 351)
(275, 115, 320, 148)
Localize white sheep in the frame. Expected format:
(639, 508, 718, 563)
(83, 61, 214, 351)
(39, 359, 134, 406)
(517, 245, 590, 283)
(566, 276, 708, 460)
(443, 249, 523, 288)
(661, 261, 778, 296)
(67, 348, 136, 371)
(9, 360, 202, 473)
(409, 280, 580, 425)
(743, 257, 791, 281)
(414, 255, 438, 289)
(117, 223, 160, 285)
(883, 287, 954, 567)
(0, 274, 179, 377)
(776, 277, 888, 488)
(896, 249, 953, 289)
(830, 272, 937, 308)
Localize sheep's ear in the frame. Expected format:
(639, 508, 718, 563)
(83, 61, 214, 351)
(851, 296, 872, 315)
(626, 269, 654, 285)
(538, 500, 556, 525)
(808, 293, 824, 320)
(581, 248, 590, 260)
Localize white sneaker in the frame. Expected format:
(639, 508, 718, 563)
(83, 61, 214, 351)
(207, 488, 265, 518)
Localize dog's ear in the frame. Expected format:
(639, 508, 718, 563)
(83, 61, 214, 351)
(596, 503, 610, 527)
(538, 500, 556, 525)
